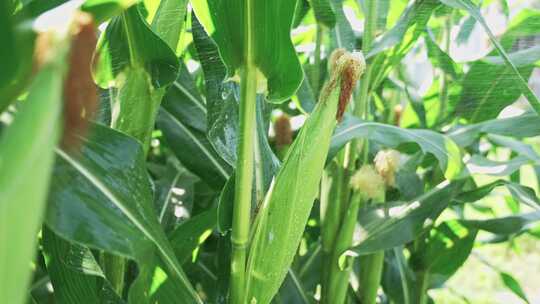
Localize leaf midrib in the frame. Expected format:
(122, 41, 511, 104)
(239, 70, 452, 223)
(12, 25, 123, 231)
(161, 108, 230, 179)
(55, 148, 201, 303)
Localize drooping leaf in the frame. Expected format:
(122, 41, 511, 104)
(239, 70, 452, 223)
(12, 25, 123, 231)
(422, 221, 477, 286)
(127, 208, 218, 304)
(0, 52, 66, 304)
(330, 116, 462, 180)
(465, 155, 530, 177)
(94, 5, 179, 88)
(455, 61, 535, 122)
(329, 0, 355, 50)
(456, 14, 476, 45)
(0, 0, 18, 86)
(455, 179, 540, 210)
(459, 211, 540, 235)
(349, 181, 463, 255)
(81, 0, 138, 23)
(381, 247, 417, 304)
(368, 0, 440, 58)
(309, 0, 336, 28)
(157, 105, 232, 189)
(191, 0, 303, 102)
(296, 75, 317, 113)
(162, 62, 207, 132)
(425, 30, 458, 79)
(484, 45, 540, 67)
(488, 134, 540, 162)
(42, 228, 124, 304)
(499, 272, 530, 304)
(112, 66, 164, 149)
(169, 207, 217, 264)
(191, 14, 238, 165)
(440, 0, 540, 114)
(0, 2, 35, 113)
(150, 0, 189, 51)
(45, 123, 201, 303)
(190, 14, 280, 189)
(273, 269, 313, 304)
(153, 165, 198, 232)
(449, 113, 540, 147)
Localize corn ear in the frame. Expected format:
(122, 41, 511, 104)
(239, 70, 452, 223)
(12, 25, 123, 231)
(245, 51, 365, 304)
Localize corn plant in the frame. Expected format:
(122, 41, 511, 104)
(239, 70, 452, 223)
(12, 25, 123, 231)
(2, 0, 540, 304)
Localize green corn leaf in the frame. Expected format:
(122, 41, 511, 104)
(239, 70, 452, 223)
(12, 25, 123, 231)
(45, 123, 202, 303)
(245, 73, 346, 304)
(330, 116, 463, 180)
(422, 221, 477, 286)
(42, 227, 125, 304)
(329, 0, 355, 50)
(0, 0, 17, 86)
(191, 0, 302, 102)
(157, 105, 232, 189)
(0, 2, 35, 113)
(18, 0, 136, 21)
(273, 269, 313, 304)
(455, 61, 536, 123)
(349, 181, 464, 256)
(16, 0, 70, 17)
(381, 247, 416, 304)
(459, 211, 540, 235)
(132, 207, 217, 304)
(169, 207, 218, 264)
(465, 155, 531, 177)
(212, 96, 281, 232)
(112, 66, 165, 148)
(456, 179, 540, 210)
(81, 0, 138, 23)
(368, 0, 440, 58)
(157, 26, 233, 189)
(0, 53, 66, 304)
(425, 30, 458, 79)
(440, 0, 540, 115)
(94, 5, 179, 89)
(150, 0, 189, 51)
(309, 0, 336, 28)
(191, 15, 239, 165)
(488, 135, 540, 162)
(499, 272, 530, 304)
(217, 173, 235, 233)
(153, 166, 198, 233)
(296, 75, 317, 113)
(162, 63, 207, 132)
(483, 45, 540, 67)
(449, 113, 540, 147)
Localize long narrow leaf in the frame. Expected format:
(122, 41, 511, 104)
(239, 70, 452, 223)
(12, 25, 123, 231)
(440, 0, 540, 114)
(0, 52, 66, 304)
(45, 123, 202, 303)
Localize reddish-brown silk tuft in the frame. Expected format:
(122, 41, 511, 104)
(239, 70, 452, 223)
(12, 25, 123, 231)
(337, 66, 356, 121)
(62, 13, 98, 150)
(274, 114, 293, 148)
